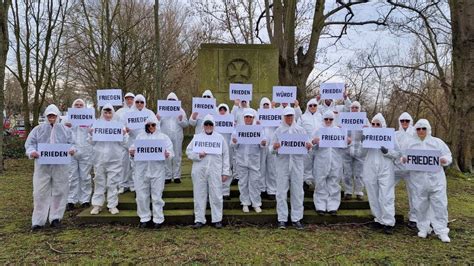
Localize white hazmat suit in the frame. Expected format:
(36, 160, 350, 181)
(189, 90, 215, 134)
(116, 92, 135, 193)
(258, 97, 277, 196)
(216, 103, 234, 197)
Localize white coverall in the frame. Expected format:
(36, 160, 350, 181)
(189, 90, 216, 134)
(297, 98, 322, 185)
(116, 98, 136, 191)
(394, 112, 417, 222)
(159, 92, 188, 181)
(362, 113, 400, 227)
(258, 97, 277, 196)
(405, 119, 452, 237)
(317, 98, 351, 116)
(186, 114, 231, 224)
(231, 111, 264, 207)
(130, 116, 174, 224)
(271, 107, 309, 222)
(312, 111, 344, 212)
(216, 103, 234, 197)
(66, 99, 93, 205)
(25, 104, 75, 226)
(89, 104, 129, 209)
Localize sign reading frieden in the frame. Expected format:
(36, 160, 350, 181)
(278, 133, 309, 154)
(192, 134, 223, 155)
(67, 108, 95, 127)
(338, 112, 367, 130)
(405, 149, 442, 172)
(272, 86, 297, 103)
(214, 114, 235, 134)
(134, 139, 166, 161)
(92, 120, 124, 142)
(318, 127, 348, 148)
(37, 143, 72, 165)
(320, 83, 344, 100)
(192, 97, 216, 118)
(97, 88, 122, 107)
(257, 108, 282, 127)
(125, 111, 152, 130)
(235, 125, 264, 145)
(362, 128, 395, 149)
(229, 83, 252, 101)
(157, 100, 182, 117)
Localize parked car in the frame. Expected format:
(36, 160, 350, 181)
(11, 123, 26, 139)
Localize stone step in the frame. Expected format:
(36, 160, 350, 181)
(77, 208, 401, 225)
(117, 194, 370, 210)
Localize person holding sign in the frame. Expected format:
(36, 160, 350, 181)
(88, 104, 129, 216)
(25, 104, 75, 230)
(231, 99, 256, 126)
(316, 90, 351, 117)
(216, 103, 235, 200)
(186, 114, 231, 229)
(116, 92, 135, 194)
(189, 89, 216, 134)
(297, 98, 322, 189)
(258, 97, 278, 200)
(63, 99, 94, 211)
(311, 110, 349, 215)
(231, 110, 266, 213)
(271, 107, 312, 230)
(129, 116, 173, 229)
(276, 100, 302, 122)
(362, 113, 401, 235)
(402, 119, 452, 243)
(342, 101, 367, 201)
(125, 94, 156, 191)
(157, 92, 189, 184)
(394, 112, 418, 229)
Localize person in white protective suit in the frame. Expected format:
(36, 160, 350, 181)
(89, 104, 129, 215)
(129, 116, 174, 229)
(297, 98, 322, 189)
(311, 110, 350, 215)
(216, 103, 235, 200)
(116, 92, 135, 194)
(157, 92, 188, 184)
(189, 89, 216, 134)
(186, 114, 231, 229)
(231, 109, 266, 213)
(362, 113, 401, 235)
(124, 94, 156, 191)
(342, 101, 367, 201)
(276, 100, 303, 122)
(317, 91, 351, 116)
(25, 104, 75, 230)
(402, 119, 452, 243)
(271, 107, 312, 230)
(394, 112, 418, 229)
(258, 97, 277, 200)
(64, 99, 93, 211)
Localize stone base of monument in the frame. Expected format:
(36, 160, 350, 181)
(77, 177, 403, 225)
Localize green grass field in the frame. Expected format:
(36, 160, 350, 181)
(0, 158, 473, 264)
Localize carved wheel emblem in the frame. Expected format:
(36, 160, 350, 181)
(226, 59, 251, 83)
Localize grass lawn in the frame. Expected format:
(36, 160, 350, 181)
(0, 158, 473, 264)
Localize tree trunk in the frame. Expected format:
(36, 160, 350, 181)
(448, 0, 474, 173)
(0, 0, 10, 173)
(154, 0, 161, 105)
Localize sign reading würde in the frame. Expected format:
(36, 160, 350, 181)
(92, 120, 124, 142)
(278, 133, 309, 155)
(229, 83, 252, 101)
(134, 139, 166, 161)
(67, 108, 95, 127)
(272, 86, 297, 103)
(320, 83, 344, 100)
(318, 127, 348, 148)
(405, 149, 442, 172)
(257, 108, 282, 127)
(37, 143, 72, 165)
(362, 128, 395, 149)
(192, 134, 223, 155)
(157, 100, 182, 117)
(338, 112, 367, 130)
(97, 88, 122, 107)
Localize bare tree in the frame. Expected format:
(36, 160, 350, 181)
(0, 0, 10, 173)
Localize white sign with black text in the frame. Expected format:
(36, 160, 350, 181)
(318, 127, 348, 148)
(362, 128, 395, 149)
(257, 108, 282, 127)
(37, 143, 72, 165)
(125, 111, 152, 130)
(405, 149, 442, 172)
(214, 114, 235, 134)
(192, 97, 216, 118)
(278, 133, 309, 155)
(338, 112, 367, 130)
(229, 83, 252, 101)
(97, 89, 123, 107)
(67, 108, 95, 127)
(157, 100, 182, 117)
(192, 134, 223, 155)
(134, 139, 166, 161)
(92, 120, 124, 142)
(320, 83, 344, 100)
(235, 125, 264, 145)
(272, 86, 297, 103)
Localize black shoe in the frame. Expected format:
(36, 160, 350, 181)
(343, 194, 353, 200)
(231, 179, 239, 186)
(66, 203, 75, 211)
(223, 195, 232, 200)
(174, 179, 181, 184)
(328, 210, 338, 216)
(303, 182, 310, 191)
(31, 225, 43, 231)
(267, 194, 276, 201)
(213, 222, 223, 229)
(370, 222, 384, 229)
(383, 225, 394, 235)
(316, 210, 326, 216)
(192, 222, 205, 229)
(407, 221, 417, 230)
(165, 180, 171, 184)
(153, 222, 162, 230)
(261, 191, 268, 199)
(278, 221, 286, 229)
(81, 202, 91, 208)
(293, 221, 304, 230)
(50, 219, 61, 228)
(356, 195, 363, 201)
(139, 221, 150, 228)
